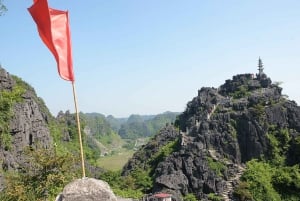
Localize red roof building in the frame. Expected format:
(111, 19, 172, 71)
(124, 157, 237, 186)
(151, 193, 172, 201)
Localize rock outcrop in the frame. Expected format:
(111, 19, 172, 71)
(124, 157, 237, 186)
(122, 72, 300, 200)
(55, 178, 118, 201)
(0, 67, 52, 190)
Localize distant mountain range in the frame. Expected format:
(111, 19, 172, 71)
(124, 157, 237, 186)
(83, 111, 179, 140)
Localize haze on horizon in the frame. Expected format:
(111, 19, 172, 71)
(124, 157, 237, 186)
(1, 0, 300, 118)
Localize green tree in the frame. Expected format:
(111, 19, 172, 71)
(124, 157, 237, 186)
(130, 168, 152, 192)
(0, 147, 79, 201)
(272, 165, 300, 200)
(183, 193, 198, 201)
(208, 193, 222, 201)
(99, 170, 144, 199)
(233, 181, 253, 201)
(240, 160, 281, 201)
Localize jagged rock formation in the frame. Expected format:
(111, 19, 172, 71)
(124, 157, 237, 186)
(0, 67, 52, 190)
(122, 70, 300, 200)
(0, 67, 126, 200)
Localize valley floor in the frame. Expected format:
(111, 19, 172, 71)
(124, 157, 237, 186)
(97, 149, 135, 171)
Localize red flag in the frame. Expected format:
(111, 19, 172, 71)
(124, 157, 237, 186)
(28, 0, 75, 81)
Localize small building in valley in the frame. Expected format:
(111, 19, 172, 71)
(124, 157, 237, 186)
(150, 193, 172, 201)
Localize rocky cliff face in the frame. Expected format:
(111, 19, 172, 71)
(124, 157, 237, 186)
(122, 72, 300, 200)
(0, 67, 52, 190)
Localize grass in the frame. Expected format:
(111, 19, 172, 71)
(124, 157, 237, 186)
(97, 149, 135, 171)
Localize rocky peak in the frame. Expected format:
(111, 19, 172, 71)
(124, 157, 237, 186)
(0, 66, 15, 91)
(219, 73, 272, 96)
(123, 66, 300, 200)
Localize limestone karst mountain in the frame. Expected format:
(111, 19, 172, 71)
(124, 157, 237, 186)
(1, 60, 300, 200)
(122, 62, 300, 200)
(0, 67, 52, 191)
(0, 67, 103, 200)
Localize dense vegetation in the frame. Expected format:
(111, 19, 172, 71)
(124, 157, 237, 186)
(118, 112, 178, 139)
(227, 81, 300, 200)
(234, 125, 300, 201)
(81, 113, 124, 155)
(0, 148, 78, 201)
(81, 112, 178, 158)
(84, 112, 178, 140)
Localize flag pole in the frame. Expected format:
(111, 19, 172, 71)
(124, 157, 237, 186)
(71, 81, 86, 178)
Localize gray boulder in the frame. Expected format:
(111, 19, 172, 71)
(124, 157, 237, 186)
(56, 178, 118, 201)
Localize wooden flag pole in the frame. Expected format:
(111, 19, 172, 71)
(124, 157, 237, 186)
(71, 82, 86, 178)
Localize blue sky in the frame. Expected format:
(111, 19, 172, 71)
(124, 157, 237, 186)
(1, 0, 300, 117)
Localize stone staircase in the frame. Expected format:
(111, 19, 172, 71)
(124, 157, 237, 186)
(220, 164, 245, 201)
(208, 149, 245, 201)
(207, 103, 219, 120)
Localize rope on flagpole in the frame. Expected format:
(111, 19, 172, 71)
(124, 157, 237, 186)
(72, 82, 86, 178)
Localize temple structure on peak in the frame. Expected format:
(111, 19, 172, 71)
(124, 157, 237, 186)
(257, 57, 267, 80)
(258, 57, 264, 76)
(219, 57, 272, 95)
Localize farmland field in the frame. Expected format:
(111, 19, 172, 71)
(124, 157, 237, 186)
(97, 149, 135, 171)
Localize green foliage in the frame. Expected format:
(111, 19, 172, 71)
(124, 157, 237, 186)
(229, 119, 237, 139)
(0, 84, 25, 150)
(82, 113, 116, 142)
(85, 136, 101, 165)
(240, 160, 281, 201)
(208, 193, 222, 201)
(122, 140, 135, 150)
(239, 159, 300, 201)
(232, 85, 250, 99)
(183, 193, 198, 201)
(119, 121, 150, 139)
(266, 126, 290, 165)
(150, 138, 180, 167)
(118, 112, 178, 139)
(130, 168, 153, 191)
(272, 165, 300, 200)
(267, 133, 284, 165)
(105, 115, 127, 132)
(0, 147, 79, 201)
(233, 181, 253, 201)
(98, 131, 123, 147)
(100, 170, 123, 187)
(291, 135, 300, 162)
(147, 112, 178, 135)
(206, 156, 227, 177)
(113, 188, 144, 199)
(99, 170, 145, 198)
(49, 111, 101, 168)
(237, 123, 300, 200)
(251, 103, 265, 118)
(82, 113, 129, 156)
